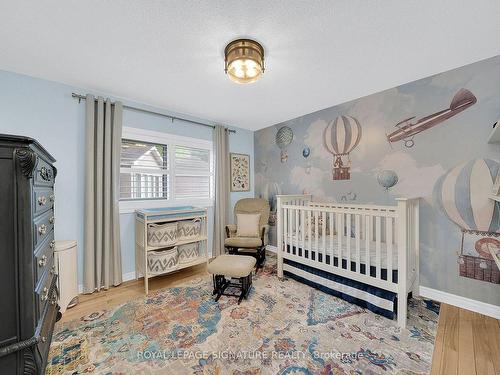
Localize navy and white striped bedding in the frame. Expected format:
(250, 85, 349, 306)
(283, 245, 400, 319)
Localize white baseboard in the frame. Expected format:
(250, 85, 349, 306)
(419, 286, 500, 319)
(266, 245, 277, 253)
(78, 271, 137, 294)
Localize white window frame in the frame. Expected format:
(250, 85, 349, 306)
(119, 127, 214, 213)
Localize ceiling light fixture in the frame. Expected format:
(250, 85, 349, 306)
(224, 39, 265, 84)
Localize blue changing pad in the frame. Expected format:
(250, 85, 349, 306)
(136, 206, 206, 221)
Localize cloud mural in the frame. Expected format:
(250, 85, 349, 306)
(289, 165, 328, 200)
(254, 55, 500, 301)
(376, 151, 445, 200)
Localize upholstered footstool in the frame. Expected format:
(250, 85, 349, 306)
(207, 255, 256, 304)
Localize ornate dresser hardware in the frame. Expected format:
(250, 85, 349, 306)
(0, 134, 60, 374)
(38, 255, 47, 267)
(39, 166, 52, 182)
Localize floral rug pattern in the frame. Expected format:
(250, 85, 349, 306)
(47, 256, 439, 374)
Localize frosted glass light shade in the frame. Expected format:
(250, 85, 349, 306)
(224, 39, 265, 84)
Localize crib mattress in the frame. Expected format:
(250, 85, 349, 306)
(285, 233, 399, 269)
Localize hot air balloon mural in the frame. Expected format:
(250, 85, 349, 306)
(276, 126, 294, 163)
(302, 146, 311, 174)
(377, 170, 399, 191)
(323, 115, 362, 180)
(434, 158, 500, 283)
(262, 181, 282, 226)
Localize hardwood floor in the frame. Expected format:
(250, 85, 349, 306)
(60, 267, 500, 374)
(431, 303, 500, 375)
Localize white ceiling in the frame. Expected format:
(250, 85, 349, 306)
(1, 1, 500, 130)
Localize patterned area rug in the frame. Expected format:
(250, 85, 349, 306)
(47, 256, 439, 374)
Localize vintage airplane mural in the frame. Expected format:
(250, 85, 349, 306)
(387, 88, 477, 147)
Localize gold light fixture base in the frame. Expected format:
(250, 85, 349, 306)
(224, 39, 265, 84)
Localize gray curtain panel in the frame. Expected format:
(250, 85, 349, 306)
(83, 95, 123, 293)
(213, 125, 230, 257)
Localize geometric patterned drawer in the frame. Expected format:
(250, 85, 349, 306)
(178, 242, 200, 264)
(147, 247, 178, 275)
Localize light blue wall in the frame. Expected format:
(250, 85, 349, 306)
(0, 69, 254, 285)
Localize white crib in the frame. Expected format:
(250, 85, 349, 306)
(276, 194, 420, 328)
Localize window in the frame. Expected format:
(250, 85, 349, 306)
(120, 140, 169, 200)
(119, 127, 214, 208)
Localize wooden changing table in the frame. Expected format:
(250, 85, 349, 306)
(135, 206, 208, 294)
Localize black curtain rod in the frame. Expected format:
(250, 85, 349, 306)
(71, 93, 236, 133)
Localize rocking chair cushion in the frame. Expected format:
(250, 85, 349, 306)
(224, 236, 262, 248)
(236, 213, 261, 237)
(207, 255, 256, 278)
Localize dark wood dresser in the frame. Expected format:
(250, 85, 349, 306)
(0, 135, 60, 374)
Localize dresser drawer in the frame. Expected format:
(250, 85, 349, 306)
(33, 187, 54, 217)
(34, 232, 55, 289)
(33, 209, 55, 248)
(34, 157, 55, 187)
(36, 276, 58, 368)
(35, 270, 54, 317)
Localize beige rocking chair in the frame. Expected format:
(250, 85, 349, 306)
(224, 198, 270, 268)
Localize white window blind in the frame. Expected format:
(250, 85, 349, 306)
(119, 133, 213, 202)
(174, 145, 212, 199)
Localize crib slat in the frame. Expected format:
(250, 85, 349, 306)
(376, 216, 381, 279)
(346, 213, 351, 271)
(314, 211, 319, 262)
(289, 207, 293, 254)
(387, 216, 393, 283)
(308, 209, 312, 260)
(355, 214, 360, 273)
(293, 210, 300, 255)
(301, 209, 306, 258)
(329, 212, 334, 264)
(321, 211, 326, 264)
(283, 208, 290, 253)
(335, 213, 340, 268)
(365, 215, 371, 275)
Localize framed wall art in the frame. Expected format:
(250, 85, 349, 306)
(230, 153, 250, 192)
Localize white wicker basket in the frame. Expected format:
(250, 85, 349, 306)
(147, 247, 178, 275)
(178, 242, 200, 264)
(177, 219, 202, 241)
(147, 222, 178, 247)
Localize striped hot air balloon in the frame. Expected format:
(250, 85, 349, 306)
(434, 158, 499, 233)
(276, 126, 294, 163)
(323, 115, 362, 180)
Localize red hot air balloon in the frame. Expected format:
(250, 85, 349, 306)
(323, 116, 362, 180)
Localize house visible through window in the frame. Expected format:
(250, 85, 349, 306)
(120, 140, 169, 199)
(119, 129, 214, 203)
